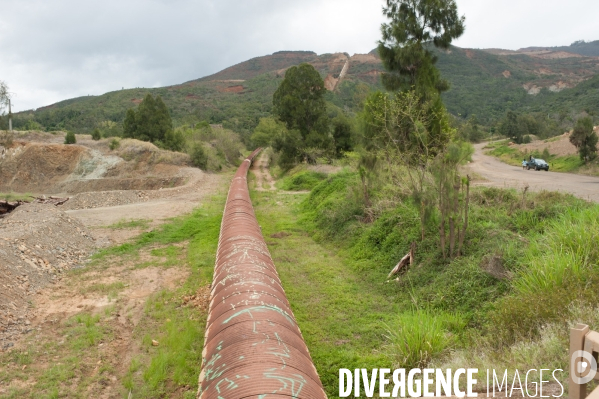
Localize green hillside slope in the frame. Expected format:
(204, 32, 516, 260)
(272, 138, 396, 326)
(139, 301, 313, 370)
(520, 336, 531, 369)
(10, 44, 599, 138)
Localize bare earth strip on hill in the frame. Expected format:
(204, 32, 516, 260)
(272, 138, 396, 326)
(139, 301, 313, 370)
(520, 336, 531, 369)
(466, 142, 599, 203)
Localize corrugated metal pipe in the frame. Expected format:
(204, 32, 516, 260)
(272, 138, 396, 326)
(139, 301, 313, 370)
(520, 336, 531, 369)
(198, 148, 328, 399)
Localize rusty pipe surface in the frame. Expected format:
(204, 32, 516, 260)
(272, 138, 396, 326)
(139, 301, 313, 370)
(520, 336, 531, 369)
(198, 149, 327, 399)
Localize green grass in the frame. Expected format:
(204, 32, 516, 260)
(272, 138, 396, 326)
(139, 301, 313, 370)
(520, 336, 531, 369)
(119, 197, 223, 398)
(81, 281, 126, 297)
(252, 189, 396, 396)
(0, 192, 34, 201)
(384, 309, 465, 369)
(270, 168, 596, 395)
(106, 218, 152, 230)
(277, 169, 328, 191)
(65, 313, 106, 350)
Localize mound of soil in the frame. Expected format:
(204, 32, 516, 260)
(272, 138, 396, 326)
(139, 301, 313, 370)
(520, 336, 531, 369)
(518, 135, 578, 157)
(0, 203, 96, 349)
(0, 142, 89, 193)
(61, 190, 149, 210)
(0, 141, 188, 195)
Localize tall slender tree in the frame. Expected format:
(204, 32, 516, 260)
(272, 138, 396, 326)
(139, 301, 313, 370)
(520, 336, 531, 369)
(0, 81, 9, 113)
(378, 0, 465, 96)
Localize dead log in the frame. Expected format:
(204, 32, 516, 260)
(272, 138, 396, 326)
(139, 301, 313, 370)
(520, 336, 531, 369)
(387, 242, 416, 279)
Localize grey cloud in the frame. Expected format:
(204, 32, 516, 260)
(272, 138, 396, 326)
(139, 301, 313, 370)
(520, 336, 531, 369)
(1, 0, 597, 111)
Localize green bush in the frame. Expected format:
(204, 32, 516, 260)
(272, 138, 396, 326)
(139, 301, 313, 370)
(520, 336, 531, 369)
(190, 143, 208, 170)
(109, 138, 120, 150)
(280, 171, 327, 191)
(163, 129, 185, 152)
(91, 128, 101, 141)
(64, 131, 76, 144)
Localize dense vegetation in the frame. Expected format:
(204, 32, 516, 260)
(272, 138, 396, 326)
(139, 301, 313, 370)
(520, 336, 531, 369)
(123, 94, 185, 151)
(257, 3, 599, 394)
(278, 167, 599, 395)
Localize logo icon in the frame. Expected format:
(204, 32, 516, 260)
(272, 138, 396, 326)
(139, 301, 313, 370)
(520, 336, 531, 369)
(571, 350, 597, 384)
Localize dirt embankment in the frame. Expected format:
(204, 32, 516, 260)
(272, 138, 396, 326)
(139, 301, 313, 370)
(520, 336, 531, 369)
(509, 129, 599, 157)
(518, 134, 579, 156)
(0, 203, 96, 350)
(0, 133, 225, 349)
(0, 131, 230, 397)
(0, 135, 191, 195)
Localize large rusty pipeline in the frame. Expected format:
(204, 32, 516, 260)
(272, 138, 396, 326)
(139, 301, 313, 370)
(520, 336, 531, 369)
(198, 149, 327, 399)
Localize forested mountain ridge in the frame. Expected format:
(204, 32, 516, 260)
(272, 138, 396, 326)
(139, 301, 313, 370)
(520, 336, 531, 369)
(9, 42, 599, 139)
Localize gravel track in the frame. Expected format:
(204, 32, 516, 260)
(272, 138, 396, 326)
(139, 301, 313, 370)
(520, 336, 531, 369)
(466, 142, 599, 203)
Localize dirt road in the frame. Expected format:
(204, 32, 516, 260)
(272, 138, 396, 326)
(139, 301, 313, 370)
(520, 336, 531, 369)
(66, 170, 225, 245)
(250, 152, 276, 192)
(467, 143, 599, 203)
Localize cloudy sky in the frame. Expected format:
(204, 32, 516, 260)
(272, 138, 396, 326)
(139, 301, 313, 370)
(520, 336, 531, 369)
(1, 0, 598, 112)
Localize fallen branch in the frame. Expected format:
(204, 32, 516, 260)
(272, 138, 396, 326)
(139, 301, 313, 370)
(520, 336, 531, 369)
(387, 242, 416, 279)
(33, 196, 70, 206)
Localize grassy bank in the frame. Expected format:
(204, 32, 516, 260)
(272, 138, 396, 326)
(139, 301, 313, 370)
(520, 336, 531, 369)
(251, 167, 599, 396)
(484, 141, 599, 175)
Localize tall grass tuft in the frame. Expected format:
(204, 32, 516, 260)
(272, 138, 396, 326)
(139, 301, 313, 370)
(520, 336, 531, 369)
(490, 206, 599, 345)
(514, 207, 599, 296)
(384, 309, 465, 369)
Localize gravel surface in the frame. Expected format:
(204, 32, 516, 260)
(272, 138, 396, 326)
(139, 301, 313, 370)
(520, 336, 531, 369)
(0, 203, 96, 350)
(467, 142, 599, 203)
(61, 190, 150, 210)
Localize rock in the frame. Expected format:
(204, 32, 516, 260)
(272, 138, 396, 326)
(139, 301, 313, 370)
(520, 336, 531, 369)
(151, 340, 159, 346)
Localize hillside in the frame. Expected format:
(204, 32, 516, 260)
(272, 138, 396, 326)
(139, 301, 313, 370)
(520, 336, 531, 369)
(518, 39, 599, 57)
(10, 43, 599, 139)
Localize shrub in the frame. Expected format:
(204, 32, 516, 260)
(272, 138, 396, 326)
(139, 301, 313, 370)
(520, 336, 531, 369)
(542, 147, 551, 160)
(91, 128, 101, 141)
(0, 130, 14, 148)
(190, 143, 208, 170)
(280, 171, 327, 191)
(163, 129, 185, 152)
(109, 138, 120, 150)
(64, 131, 76, 144)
